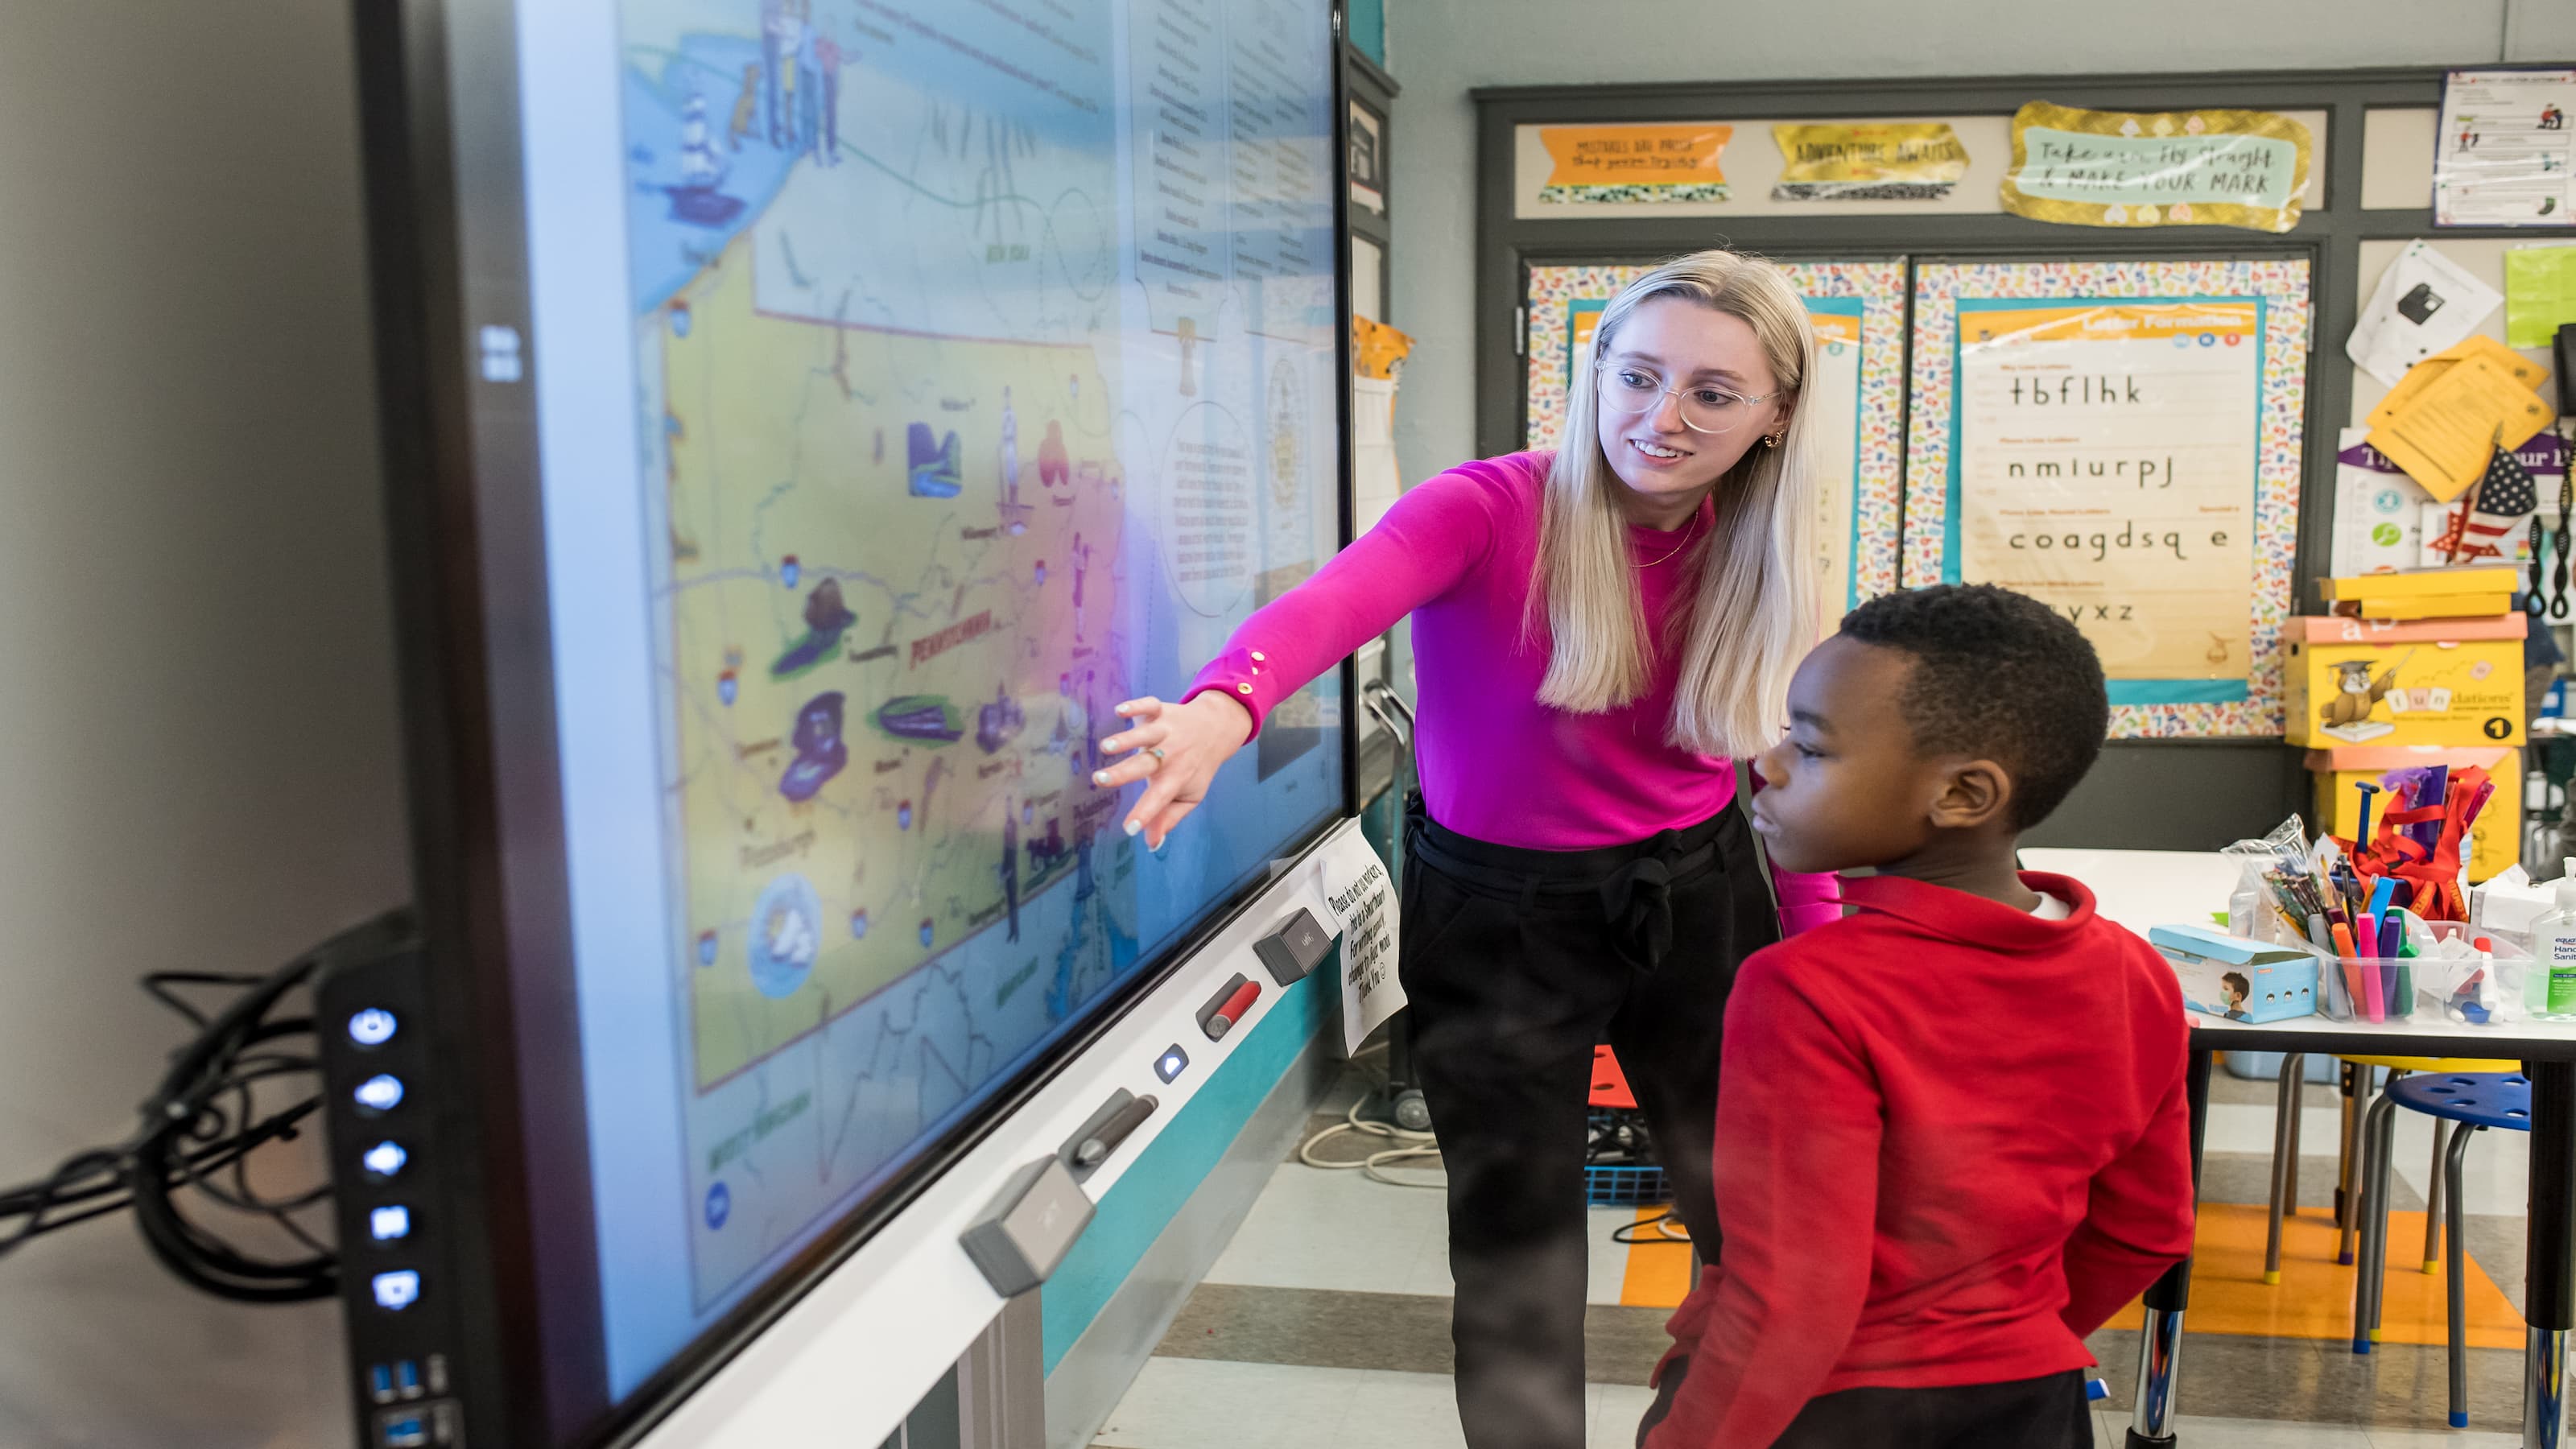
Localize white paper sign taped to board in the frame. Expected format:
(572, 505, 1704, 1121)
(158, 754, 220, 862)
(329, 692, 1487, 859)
(1315, 828, 1402, 1055)
(2345, 241, 2503, 388)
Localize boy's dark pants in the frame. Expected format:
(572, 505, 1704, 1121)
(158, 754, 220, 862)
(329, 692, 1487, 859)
(1401, 796, 1778, 1449)
(1637, 1361, 2094, 1449)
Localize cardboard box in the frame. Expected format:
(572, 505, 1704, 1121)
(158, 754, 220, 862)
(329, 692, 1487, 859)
(2350, 592, 2515, 621)
(2148, 925, 2320, 1023)
(2282, 614, 2527, 748)
(2306, 745, 2522, 883)
(2320, 566, 2520, 603)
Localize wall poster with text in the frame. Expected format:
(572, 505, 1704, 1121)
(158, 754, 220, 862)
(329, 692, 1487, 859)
(1902, 259, 2312, 738)
(1523, 260, 1906, 608)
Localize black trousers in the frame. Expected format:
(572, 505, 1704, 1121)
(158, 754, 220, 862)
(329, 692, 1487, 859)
(1400, 794, 1779, 1449)
(1637, 1360, 2091, 1449)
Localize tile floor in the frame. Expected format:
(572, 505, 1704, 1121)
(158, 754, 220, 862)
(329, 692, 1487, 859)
(1094, 1059, 2550, 1447)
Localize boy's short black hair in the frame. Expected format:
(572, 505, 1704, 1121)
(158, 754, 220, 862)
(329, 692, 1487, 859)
(1838, 584, 2108, 831)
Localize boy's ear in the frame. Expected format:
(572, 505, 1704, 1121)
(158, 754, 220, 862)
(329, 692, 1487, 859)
(1927, 758, 2016, 832)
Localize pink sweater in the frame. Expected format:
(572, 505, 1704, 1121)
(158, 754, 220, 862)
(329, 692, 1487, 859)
(1186, 450, 1839, 933)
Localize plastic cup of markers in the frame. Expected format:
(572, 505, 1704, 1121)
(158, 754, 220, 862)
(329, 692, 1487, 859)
(2319, 959, 2416, 1024)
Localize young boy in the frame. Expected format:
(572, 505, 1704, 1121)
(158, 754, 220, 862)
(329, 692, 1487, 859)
(1639, 584, 2195, 1449)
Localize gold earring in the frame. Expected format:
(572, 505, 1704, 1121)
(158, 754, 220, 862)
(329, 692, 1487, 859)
(1763, 433, 1782, 448)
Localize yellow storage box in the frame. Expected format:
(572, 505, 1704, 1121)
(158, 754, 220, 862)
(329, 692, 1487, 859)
(2319, 566, 2520, 605)
(2351, 593, 2516, 621)
(2282, 613, 2527, 748)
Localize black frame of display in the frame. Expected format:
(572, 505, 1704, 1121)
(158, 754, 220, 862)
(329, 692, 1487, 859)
(351, 1, 1360, 1444)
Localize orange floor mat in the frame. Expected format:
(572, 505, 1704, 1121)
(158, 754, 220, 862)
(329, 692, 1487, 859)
(1616, 1201, 2524, 1348)
(2102, 1202, 2520, 1348)
(1619, 1206, 1695, 1307)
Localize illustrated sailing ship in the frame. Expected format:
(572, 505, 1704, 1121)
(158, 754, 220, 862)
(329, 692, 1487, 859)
(665, 95, 747, 227)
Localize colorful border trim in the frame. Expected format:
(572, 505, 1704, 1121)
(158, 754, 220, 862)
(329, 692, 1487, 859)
(1903, 259, 2313, 739)
(1524, 260, 1908, 605)
(1538, 182, 1732, 204)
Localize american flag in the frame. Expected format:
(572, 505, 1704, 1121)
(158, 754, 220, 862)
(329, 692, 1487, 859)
(2438, 445, 2539, 562)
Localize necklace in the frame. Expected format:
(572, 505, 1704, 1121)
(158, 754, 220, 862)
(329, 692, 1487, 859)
(1634, 513, 1705, 568)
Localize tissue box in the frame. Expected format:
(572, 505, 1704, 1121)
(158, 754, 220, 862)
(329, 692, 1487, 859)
(2282, 614, 2526, 748)
(2473, 871, 2557, 955)
(2149, 924, 2321, 1023)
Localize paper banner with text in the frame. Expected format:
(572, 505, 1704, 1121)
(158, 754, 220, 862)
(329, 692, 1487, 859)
(2001, 101, 2312, 233)
(1534, 262, 1904, 607)
(1537, 124, 1732, 205)
(1952, 300, 2264, 704)
(1771, 122, 1969, 201)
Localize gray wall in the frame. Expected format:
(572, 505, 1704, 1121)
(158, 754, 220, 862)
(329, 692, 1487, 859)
(1382, 0, 2576, 486)
(0, 2, 406, 1443)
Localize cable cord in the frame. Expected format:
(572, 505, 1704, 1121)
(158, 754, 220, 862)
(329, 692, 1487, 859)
(1297, 1100, 1445, 1189)
(0, 910, 410, 1301)
(1609, 1212, 1692, 1246)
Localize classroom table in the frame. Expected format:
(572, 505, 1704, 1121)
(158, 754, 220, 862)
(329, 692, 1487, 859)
(2021, 848, 2576, 1449)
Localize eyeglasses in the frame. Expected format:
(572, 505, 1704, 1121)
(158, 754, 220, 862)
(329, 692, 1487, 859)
(1596, 363, 1778, 436)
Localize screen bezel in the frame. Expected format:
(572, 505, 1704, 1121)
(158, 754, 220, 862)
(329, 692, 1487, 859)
(355, 2, 1363, 1445)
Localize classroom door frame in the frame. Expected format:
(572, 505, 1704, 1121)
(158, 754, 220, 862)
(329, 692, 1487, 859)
(1473, 67, 2542, 850)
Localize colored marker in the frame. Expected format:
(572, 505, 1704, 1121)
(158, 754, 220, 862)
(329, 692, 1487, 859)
(2331, 922, 2363, 1018)
(2379, 917, 2408, 1016)
(2417, 766, 2450, 854)
(2464, 779, 2497, 830)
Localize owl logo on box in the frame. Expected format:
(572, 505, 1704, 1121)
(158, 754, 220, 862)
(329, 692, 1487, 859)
(2318, 657, 2405, 743)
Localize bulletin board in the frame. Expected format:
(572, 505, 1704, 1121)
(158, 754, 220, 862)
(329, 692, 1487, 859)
(1472, 68, 2574, 849)
(1904, 258, 2314, 737)
(1521, 259, 1908, 606)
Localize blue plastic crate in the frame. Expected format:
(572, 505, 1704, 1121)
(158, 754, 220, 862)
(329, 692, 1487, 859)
(1584, 1162, 1671, 1208)
(1583, 1107, 1670, 1208)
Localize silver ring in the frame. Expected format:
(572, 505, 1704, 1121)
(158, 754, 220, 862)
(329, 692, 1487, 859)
(1146, 747, 1167, 762)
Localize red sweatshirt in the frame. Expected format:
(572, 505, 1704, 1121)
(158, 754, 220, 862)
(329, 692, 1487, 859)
(1643, 873, 2194, 1449)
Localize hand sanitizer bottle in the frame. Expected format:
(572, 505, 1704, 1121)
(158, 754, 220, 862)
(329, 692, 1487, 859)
(2534, 861, 2576, 1019)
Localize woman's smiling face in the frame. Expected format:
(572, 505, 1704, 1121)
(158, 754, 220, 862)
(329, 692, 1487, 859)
(1592, 298, 1790, 518)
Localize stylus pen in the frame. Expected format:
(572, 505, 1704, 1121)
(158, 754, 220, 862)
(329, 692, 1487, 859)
(1074, 1093, 1160, 1169)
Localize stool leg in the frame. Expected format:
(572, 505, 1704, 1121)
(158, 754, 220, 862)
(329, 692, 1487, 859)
(2448, 1121, 2479, 1429)
(2267, 1054, 2306, 1283)
(2425, 1119, 2450, 1273)
(2353, 1089, 2383, 1352)
(2355, 1090, 2400, 1353)
(2338, 1062, 2364, 1260)
(2287, 1057, 2306, 1211)
(2373, 1090, 2401, 1339)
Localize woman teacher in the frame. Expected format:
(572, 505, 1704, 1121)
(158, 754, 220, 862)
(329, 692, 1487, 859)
(1100, 250, 1839, 1449)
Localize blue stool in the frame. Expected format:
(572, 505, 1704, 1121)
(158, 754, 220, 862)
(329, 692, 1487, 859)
(2352, 1070, 2531, 1428)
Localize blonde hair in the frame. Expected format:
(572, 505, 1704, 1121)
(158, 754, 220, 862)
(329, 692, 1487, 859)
(1529, 250, 1825, 758)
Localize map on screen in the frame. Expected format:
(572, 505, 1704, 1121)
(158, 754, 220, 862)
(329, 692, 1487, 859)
(601, 0, 1344, 1318)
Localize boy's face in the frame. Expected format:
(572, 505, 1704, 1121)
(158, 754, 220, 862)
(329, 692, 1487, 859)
(1750, 636, 2017, 877)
